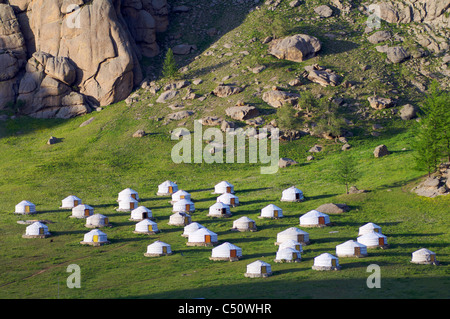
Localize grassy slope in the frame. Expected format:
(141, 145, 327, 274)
(0, 0, 448, 299)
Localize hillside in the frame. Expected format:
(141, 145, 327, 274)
(0, 0, 449, 300)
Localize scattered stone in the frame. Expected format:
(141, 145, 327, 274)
(386, 46, 410, 64)
(262, 89, 300, 108)
(348, 186, 367, 194)
(307, 155, 315, 161)
(167, 110, 194, 121)
(314, 5, 333, 18)
(132, 130, 146, 138)
(192, 78, 203, 85)
(367, 31, 392, 44)
(373, 144, 389, 158)
(156, 90, 178, 103)
(303, 64, 340, 87)
(221, 120, 237, 132)
(368, 96, 394, 110)
(309, 145, 322, 153)
(268, 34, 322, 62)
(412, 173, 450, 198)
(200, 116, 223, 126)
(212, 85, 243, 97)
(399, 104, 418, 120)
(172, 44, 196, 55)
(342, 143, 351, 151)
(225, 105, 259, 121)
(289, 0, 301, 8)
(278, 157, 299, 168)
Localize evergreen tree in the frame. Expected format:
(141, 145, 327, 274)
(333, 153, 361, 194)
(162, 48, 178, 79)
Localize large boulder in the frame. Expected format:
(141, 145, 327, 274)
(373, 144, 389, 158)
(212, 85, 243, 97)
(367, 31, 392, 44)
(268, 34, 322, 62)
(225, 105, 259, 121)
(262, 89, 300, 108)
(399, 104, 419, 120)
(386, 46, 410, 64)
(368, 96, 395, 110)
(303, 64, 340, 87)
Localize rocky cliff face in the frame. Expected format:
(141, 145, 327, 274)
(0, 0, 168, 118)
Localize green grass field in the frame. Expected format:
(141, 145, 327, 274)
(0, 104, 448, 299)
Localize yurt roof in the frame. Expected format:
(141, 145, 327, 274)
(63, 195, 81, 201)
(183, 222, 205, 232)
(213, 242, 241, 252)
(148, 240, 170, 247)
(174, 198, 194, 206)
(160, 180, 177, 187)
(172, 190, 190, 197)
(210, 202, 230, 209)
(247, 260, 271, 267)
(215, 181, 233, 187)
(282, 186, 302, 194)
(86, 213, 107, 221)
(301, 210, 328, 218)
(17, 200, 35, 206)
(279, 239, 302, 249)
(132, 206, 151, 213)
(234, 216, 254, 223)
(314, 253, 338, 261)
(120, 196, 139, 203)
(191, 227, 217, 236)
(359, 222, 381, 231)
(279, 227, 309, 235)
(136, 219, 157, 226)
(86, 229, 106, 236)
(27, 221, 47, 229)
(73, 204, 93, 210)
(217, 193, 238, 199)
(359, 232, 386, 239)
(119, 188, 138, 195)
(412, 248, 435, 256)
(336, 240, 367, 249)
(262, 204, 282, 211)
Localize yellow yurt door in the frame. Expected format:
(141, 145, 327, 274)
(180, 195, 185, 199)
(130, 202, 135, 210)
(148, 225, 152, 232)
(25, 205, 30, 213)
(274, 210, 278, 218)
(162, 246, 167, 254)
(354, 247, 361, 256)
(168, 186, 173, 193)
(205, 235, 211, 243)
(295, 245, 300, 251)
(93, 235, 99, 242)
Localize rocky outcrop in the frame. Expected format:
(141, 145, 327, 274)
(0, 0, 169, 118)
(262, 89, 300, 108)
(303, 64, 341, 87)
(268, 34, 321, 62)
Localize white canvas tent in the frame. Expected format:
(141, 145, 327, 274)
(358, 222, 382, 236)
(216, 193, 239, 207)
(213, 181, 235, 194)
(259, 204, 283, 219)
(280, 186, 304, 202)
(171, 190, 191, 203)
(60, 195, 82, 209)
(173, 198, 195, 213)
(278, 239, 303, 253)
(71, 204, 94, 219)
(157, 180, 178, 196)
(14, 200, 36, 215)
(411, 248, 439, 265)
(168, 212, 191, 226)
(210, 242, 242, 261)
(182, 222, 205, 237)
(133, 219, 159, 234)
(117, 188, 139, 202)
(244, 260, 272, 278)
(312, 253, 340, 270)
(274, 247, 301, 263)
(186, 228, 218, 246)
(80, 229, 109, 246)
(144, 241, 172, 257)
(336, 240, 368, 257)
(85, 214, 110, 228)
(22, 221, 50, 238)
(231, 216, 257, 232)
(299, 210, 331, 227)
(208, 202, 232, 218)
(130, 206, 153, 221)
(357, 232, 388, 248)
(275, 227, 310, 245)
(116, 197, 139, 212)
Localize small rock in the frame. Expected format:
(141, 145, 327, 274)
(132, 130, 146, 138)
(309, 145, 322, 153)
(373, 144, 389, 158)
(278, 157, 299, 168)
(399, 104, 418, 120)
(79, 117, 95, 127)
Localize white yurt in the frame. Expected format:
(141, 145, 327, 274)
(130, 206, 153, 221)
(60, 195, 82, 209)
(231, 216, 257, 232)
(274, 247, 301, 263)
(14, 200, 36, 215)
(336, 240, 368, 258)
(186, 228, 218, 246)
(216, 193, 239, 207)
(80, 229, 109, 246)
(22, 222, 51, 238)
(116, 196, 139, 212)
(279, 239, 303, 253)
(71, 204, 94, 219)
(173, 198, 195, 214)
(171, 190, 192, 203)
(182, 222, 205, 237)
(357, 232, 388, 248)
(210, 242, 242, 261)
(208, 202, 232, 218)
(312, 253, 340, 271)
(85, 214, 110, 228)
(280, 186, 304, 202)
(144, 240, 172, 257)
(157, 180, 178, 196)
(259, 204, 283, 219)
(117, 188, 139, 202)
(168, 212, 191, 226)
(133, 219, 159, 234)
(244, 260, 273, 278)
(299, 210, 331, 227)
(213, 181, 235, 194)
(411, 248, 439, 265)
(358, 222, 382, 236)
(275, 227, 310, 245)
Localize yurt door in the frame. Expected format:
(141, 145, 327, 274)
(354, 247, 361, 256)
(131, 194, 136, 200)
(25, 205, 30, 213)
(186, 204, 190, 212)
(274, 210, 278, 218)
(142, 212, 148, 219)
(230, 198, 235, 205)
(39, 228, 44, 235)
(180, 195, 185, 199)
(84, 209, 90, 216)
(226, 187, 231, 193)
(297, 234, 304, 242)
(222, 208, 227, 215)
(430, 255, 436, 262)
(148, 225, 153, 232)
(261, 266, 267, 274)
(184, 217, 189, 224)
(230, 249, 237, 258)
(295, 193, 300, 200)
(205, 235, 211, 243)
(73, 200, 79, 207)
(168, 186, 173, 193)
(318, 217, 325, 225)
(162, 246, 167, 254)
(378, 237, 385, 246)
(130, 202, 135, 210)
(292, 252, 297, 260)
(331, 259, 337, 267)
(93, 235, 99, 242)
(104, 218, 109, 225)
(295, 245, 300, 251)
(249, 222, 254, 229)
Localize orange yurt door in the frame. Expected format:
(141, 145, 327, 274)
(84, 209, 90, 216)
(168, 186, 173, 193)
(205, 235, 211, 243)
(230, 198, 235, 205)
(318, 216, 325, 225)
(226, 187, 231, 193)
(378, 237, 384, 246)
(230, 249, 237, 258)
